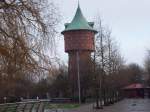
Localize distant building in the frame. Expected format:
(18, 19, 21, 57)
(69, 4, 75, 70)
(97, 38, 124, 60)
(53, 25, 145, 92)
(123, 83, 150, 98)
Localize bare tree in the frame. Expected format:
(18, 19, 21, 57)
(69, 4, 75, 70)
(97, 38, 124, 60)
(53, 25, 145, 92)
(0, 0, 60, 98)
(94, 16, 124, 106)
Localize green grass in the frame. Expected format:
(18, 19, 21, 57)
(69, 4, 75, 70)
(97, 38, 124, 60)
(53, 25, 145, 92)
(46, 103, 80, 109)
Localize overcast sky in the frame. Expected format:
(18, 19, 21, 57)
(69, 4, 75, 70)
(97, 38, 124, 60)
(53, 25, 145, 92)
(54, 0, 150, 66)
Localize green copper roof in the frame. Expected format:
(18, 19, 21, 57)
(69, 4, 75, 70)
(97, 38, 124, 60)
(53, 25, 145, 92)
(62, 4, 97, 33)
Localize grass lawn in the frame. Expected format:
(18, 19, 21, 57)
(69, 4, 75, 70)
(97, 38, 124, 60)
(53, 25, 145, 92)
(46, 103, 80, 109)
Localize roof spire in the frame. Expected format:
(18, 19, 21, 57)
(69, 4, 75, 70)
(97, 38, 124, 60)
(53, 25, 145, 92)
(61, 1, 97, 34)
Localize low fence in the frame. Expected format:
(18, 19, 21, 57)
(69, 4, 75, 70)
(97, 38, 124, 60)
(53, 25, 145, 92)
(0, 100, 49, 112)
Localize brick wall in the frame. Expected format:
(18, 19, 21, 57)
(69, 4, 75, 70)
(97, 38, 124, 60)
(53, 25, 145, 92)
(63, 30, 95, 52)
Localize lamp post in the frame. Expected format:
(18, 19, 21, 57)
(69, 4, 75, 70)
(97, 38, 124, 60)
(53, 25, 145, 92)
(76, 51, 81, 104)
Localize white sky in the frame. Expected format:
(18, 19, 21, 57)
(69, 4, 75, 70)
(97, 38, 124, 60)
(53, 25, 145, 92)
(54, 0, 150, 66)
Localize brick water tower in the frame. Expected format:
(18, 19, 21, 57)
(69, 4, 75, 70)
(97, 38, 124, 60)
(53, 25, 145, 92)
(61, 4, 97, 100)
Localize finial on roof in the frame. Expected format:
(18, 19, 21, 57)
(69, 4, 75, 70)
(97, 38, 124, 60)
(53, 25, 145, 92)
(78, 0, 80, 7)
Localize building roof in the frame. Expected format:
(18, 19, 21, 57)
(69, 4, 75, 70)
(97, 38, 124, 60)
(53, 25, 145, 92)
(61, 4, 97, 34)
(123, 83, 144, 90)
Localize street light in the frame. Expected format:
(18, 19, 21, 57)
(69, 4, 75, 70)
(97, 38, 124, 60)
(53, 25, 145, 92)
(77, 51, 81, 104)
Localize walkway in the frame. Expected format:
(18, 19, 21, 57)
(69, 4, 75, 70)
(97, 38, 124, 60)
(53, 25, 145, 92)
(65, 99, 150, 112)
(1, 99, 149, 112)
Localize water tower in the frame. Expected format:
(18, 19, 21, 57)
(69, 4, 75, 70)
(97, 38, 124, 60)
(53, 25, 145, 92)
(61, 4, 97, 100)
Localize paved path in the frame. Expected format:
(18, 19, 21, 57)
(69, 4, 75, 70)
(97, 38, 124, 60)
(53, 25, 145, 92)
(64, 99, 150, 112)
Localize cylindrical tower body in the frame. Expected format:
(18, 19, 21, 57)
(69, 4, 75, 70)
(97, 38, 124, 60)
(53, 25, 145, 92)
(63, 30, 95, 96)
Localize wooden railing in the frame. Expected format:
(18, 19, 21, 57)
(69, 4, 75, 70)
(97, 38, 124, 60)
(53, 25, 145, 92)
(0, 100, 49, 112)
